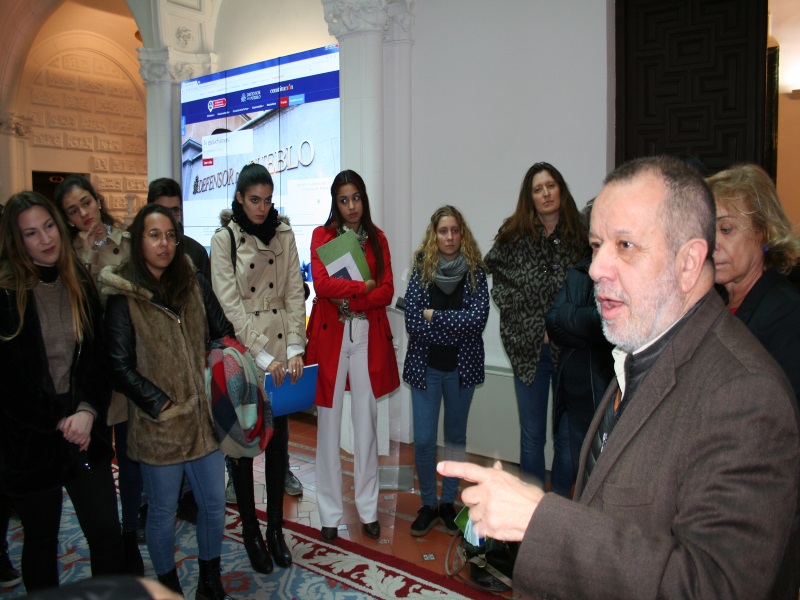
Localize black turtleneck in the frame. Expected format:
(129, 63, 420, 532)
(38, 264, 59, 283)
(230, 201, 281, 246)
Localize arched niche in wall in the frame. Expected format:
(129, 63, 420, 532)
(19, 31, 147, 225)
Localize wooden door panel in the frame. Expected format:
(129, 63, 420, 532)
(617, 0, 767, 173)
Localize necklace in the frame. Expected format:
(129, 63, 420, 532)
(38, 276, 61, 288)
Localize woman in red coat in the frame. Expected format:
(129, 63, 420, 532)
(306, 170, 399, 542)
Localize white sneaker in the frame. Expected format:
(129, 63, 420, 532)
(225, 479, 237, 504)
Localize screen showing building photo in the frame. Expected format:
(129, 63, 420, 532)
(180, 45, 340, 284)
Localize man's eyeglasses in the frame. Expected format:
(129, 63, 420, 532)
(143, 230, 180, 246)
(165, 206, 182, 216)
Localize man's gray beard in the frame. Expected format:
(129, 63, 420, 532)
(597, 268, 683, 353)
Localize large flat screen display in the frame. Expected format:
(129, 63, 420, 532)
(180, 45, 340, 281)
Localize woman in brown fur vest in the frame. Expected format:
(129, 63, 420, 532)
(101, 204, 234, 599)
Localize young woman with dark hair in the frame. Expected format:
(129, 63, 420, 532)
(484, 162, 589, 492)
(53, 174, 144, 574)
(306, 169, 400, 542)
(100, 204, 235, 599)
(210, 162, 306, 573)
(0, 191, 124, 591)
(54, 174, 130, 278)
(403, 205, 489, 537)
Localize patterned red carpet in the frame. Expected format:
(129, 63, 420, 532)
(5, 495, 478, 599)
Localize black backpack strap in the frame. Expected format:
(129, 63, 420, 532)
(226, 225, 236, 273)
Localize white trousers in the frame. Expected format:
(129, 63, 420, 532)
(316, 319, 379, 527)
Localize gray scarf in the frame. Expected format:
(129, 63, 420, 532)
(434, 253, 468, 294)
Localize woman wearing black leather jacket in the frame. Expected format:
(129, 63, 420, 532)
(0, 192, 124, 591)
(100, 204, 234, 600)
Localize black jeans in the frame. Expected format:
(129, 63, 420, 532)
(10, 459, 125, 591)
(230, 414, 289, 528)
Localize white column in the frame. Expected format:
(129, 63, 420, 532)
(383, 0, 414, 443)
(137, 47, 216, 184)
(0, 113, 32, 201)
(323, 0, 387, 225)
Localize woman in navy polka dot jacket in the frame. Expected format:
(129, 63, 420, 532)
(403, 205, 490, 537)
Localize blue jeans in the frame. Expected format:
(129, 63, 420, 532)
(514, 344, 552, 484)
(550, 413, 574, 497)
(412, 367, 475, 508)
(140, 451, 225, 575)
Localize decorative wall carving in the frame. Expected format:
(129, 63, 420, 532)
(47, 70, 78, 89)
(65, 133, 93, 150)
(108, 119, 138, 136)
(28, 45, 146, 219)
(63, 55, 92, 73)
(96, 136, 122, 153)
(31, 90, 61, 107)
(80, 117, 107, 132)
(109, 193, 129, 210)
(93, 59, 123, 79)
(175, 26, 193, 48)
(323, 0, 389, 37)
(112, 159, 137, 173)
(386, 0, 414, 42)
(137, 46, 217, 84)
(79, 77, 107, 95)
(95, 98, 122, 115)
(125, 139, 146, 155)
(96, 175, 123, 192)
(0, 115, 31, 138)
(108, 82, 134, 98)
(125, 177, 148, 192)
(47, 112, 78, 129)
(32, 132, 62, 148)
(64, 94, 92, 111)
(93, 156, 110, 172)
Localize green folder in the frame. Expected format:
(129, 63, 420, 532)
(315, 229, 372, 281)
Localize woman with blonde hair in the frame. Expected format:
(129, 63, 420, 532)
(403, 205, 489, 537)
(707, 163, 800, 404)
(0, 192, 124, 591)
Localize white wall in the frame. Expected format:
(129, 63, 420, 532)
(408, 0, 613, 372)
(398, 0, 613, 463)
(213, 1, 336, 72)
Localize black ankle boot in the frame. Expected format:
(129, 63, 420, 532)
(242, 526, 273, 574)
(196, 557, 234, 600)
(122, 530, 144, 577)
(157, 568, 184, 596)
(266, 524, 292, 568)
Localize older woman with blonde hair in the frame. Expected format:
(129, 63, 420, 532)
(707, 163, 800, 404)
(403, 205, 489, 537)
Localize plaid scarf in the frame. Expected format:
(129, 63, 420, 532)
(206, 336, 274, 458)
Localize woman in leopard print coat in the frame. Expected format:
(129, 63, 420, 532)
(484, 162, 589, 492)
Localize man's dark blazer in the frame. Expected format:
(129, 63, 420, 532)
(514, 291, 800, 599)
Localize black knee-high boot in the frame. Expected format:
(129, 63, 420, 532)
(265, 416, 292, 568)
(230, 457, 272, 574)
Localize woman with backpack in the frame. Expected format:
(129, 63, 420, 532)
(210, 163, 307, 573)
